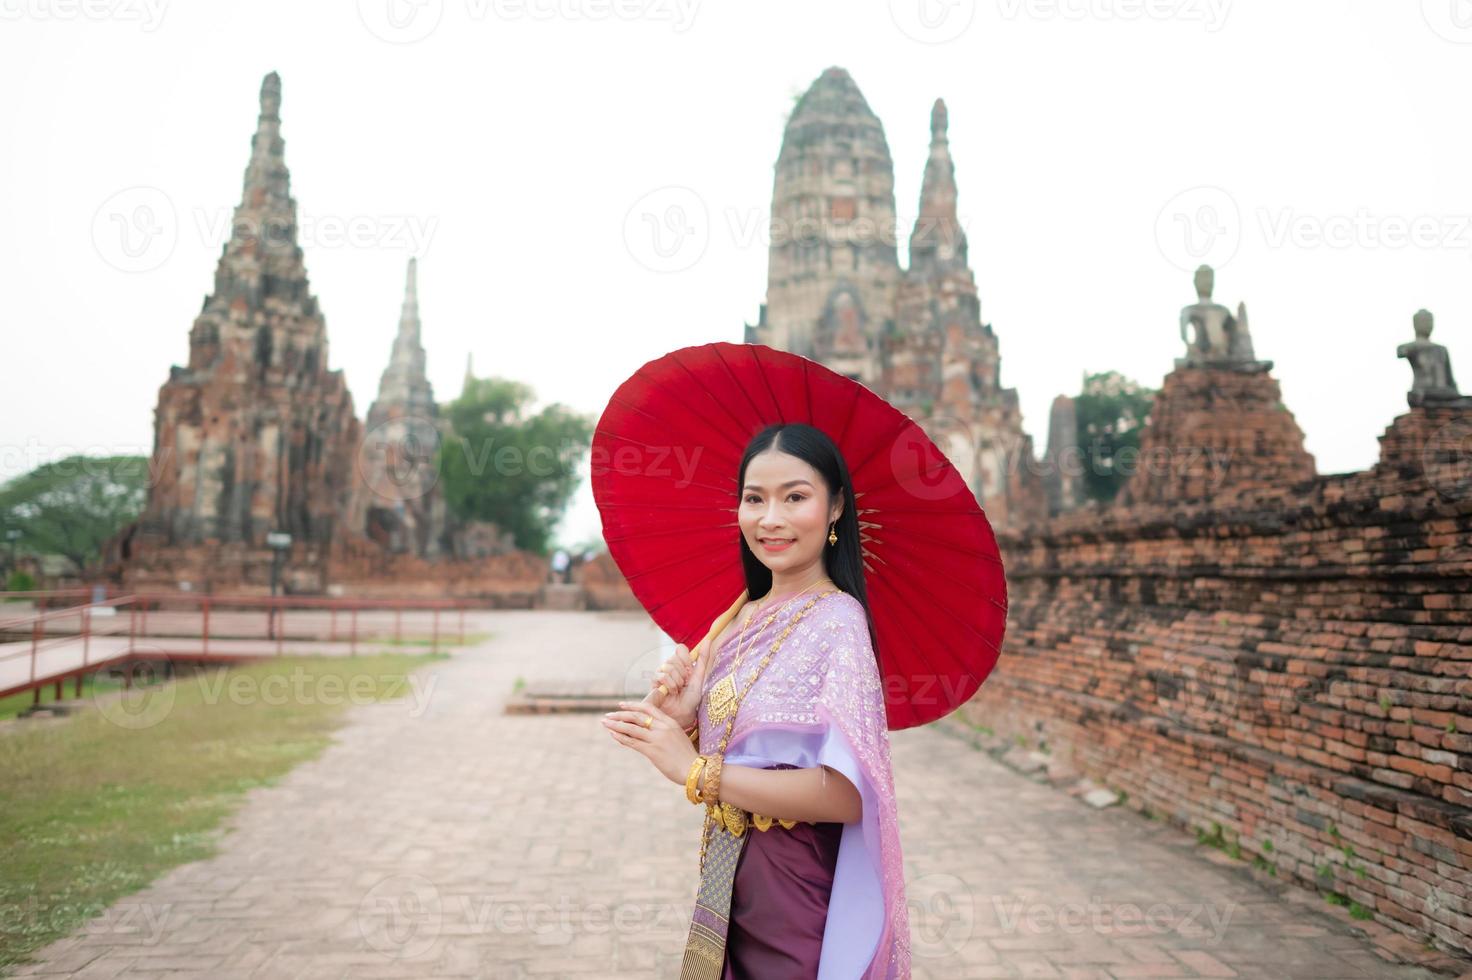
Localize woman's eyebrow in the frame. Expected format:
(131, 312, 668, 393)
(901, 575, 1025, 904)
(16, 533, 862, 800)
(742, 480, 814, 491)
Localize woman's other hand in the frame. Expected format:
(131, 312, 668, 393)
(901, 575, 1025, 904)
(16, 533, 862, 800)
(601, 700, 699, 785)
(651, 639, 707, 730)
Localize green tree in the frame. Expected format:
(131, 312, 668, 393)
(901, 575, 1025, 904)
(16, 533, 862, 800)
(1073, 371, 1157, 504)
(0, 455, 149, 573)
(439, 377, 592, 555)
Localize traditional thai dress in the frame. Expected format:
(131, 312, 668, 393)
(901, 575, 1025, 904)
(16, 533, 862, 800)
(682, 588, 910, 979)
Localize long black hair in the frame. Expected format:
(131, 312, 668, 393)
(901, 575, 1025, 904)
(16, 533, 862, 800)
(736, 422, 880, 659)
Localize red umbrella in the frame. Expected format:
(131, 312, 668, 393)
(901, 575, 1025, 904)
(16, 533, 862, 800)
(591, 341, 1007, 730)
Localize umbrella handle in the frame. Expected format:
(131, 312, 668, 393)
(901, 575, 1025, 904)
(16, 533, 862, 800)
(640, 588, 749, 708)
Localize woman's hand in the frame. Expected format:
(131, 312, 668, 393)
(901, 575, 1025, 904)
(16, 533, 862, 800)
(601, 700, 699, 785)
(650, 639, 708, 731)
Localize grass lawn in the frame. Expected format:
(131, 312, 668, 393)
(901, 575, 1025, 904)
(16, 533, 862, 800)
(0, 650, 449, 972)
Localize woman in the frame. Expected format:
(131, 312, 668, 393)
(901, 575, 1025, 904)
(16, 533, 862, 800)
(602, 422, 911, 979)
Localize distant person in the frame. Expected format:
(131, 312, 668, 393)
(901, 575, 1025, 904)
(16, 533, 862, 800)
(550, 548, 570, 584)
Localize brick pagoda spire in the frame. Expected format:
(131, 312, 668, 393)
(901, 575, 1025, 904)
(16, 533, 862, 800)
(348, 258, 449, 557)
(129, 72, 361, 586)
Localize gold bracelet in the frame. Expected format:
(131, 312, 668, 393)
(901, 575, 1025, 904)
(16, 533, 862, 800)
(685, 755, 708, 805)
(700, 753, 724, 805)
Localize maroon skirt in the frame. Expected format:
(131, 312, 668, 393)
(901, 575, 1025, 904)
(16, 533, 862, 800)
(721, 764, 845, 980)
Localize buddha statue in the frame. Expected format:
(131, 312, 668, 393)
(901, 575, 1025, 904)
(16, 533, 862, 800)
(1398, 309, 1466, 407)
(1176, 265, 1271, 372)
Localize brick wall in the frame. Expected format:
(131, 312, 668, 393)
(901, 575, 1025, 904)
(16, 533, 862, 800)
(971, 377, 1472, 955)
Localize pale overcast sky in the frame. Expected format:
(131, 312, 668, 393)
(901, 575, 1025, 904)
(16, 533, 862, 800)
(2, 1, 1469, 548)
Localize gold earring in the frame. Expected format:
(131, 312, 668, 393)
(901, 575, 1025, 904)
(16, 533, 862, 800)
(828, 523, 837, 546)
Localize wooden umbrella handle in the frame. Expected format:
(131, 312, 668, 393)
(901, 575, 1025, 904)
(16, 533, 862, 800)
(640, 588, 748, 708)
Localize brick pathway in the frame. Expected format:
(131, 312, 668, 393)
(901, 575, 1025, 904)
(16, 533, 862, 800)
(7, 610, 1461, 979)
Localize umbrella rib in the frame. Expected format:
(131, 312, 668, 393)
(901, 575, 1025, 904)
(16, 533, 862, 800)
(598, 500, 738, 513)
(749, 345, 788, 423)
(877, 556, 1005, 658)
(602, 523, 736, 544)
(865, 570, 957, 702)
(855, 453, 968, 499)
(800, 355, 813, 421)
(601, 392, 741, 459)
(710, 344, 771, 435)
(658, 349, 755, 457)
(635, 557, 740, 619)
(834, 382, 860, 448)
(850, 414, 913, 478)
(864, 523, 1006, 569)
(588, 432, 738, 498)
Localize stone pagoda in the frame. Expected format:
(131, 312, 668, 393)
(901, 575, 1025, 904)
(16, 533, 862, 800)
(347, 257, 450, 557)
(1116, 265, 1316, 507)
(746, 69, 1048, 527)
(120, 72, 361, 590)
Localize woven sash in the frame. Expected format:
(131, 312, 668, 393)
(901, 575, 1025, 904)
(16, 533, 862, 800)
(679, 813, 749, 979)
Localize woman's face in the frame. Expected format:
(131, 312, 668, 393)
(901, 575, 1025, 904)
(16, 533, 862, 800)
(739, 449, 841, 575)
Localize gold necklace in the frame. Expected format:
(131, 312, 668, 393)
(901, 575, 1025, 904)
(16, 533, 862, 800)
(705, 579, 830, 725)
(698, 588, 841, 857)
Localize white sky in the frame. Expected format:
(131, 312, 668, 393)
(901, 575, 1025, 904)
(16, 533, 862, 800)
(2, 1, 1469, 549)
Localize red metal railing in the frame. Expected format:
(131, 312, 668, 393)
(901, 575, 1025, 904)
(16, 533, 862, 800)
(0, 591, 473, 704)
